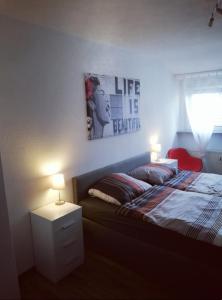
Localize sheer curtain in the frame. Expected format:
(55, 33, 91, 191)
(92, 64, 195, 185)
(178, 71, 222, 169)
(186, 93, 219, 154)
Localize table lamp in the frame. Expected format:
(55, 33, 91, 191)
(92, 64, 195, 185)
(51, 173, 65, 205)
(150, 143, 161, 162)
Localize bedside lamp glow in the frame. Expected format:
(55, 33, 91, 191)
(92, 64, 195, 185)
(150, 143, 161, 162)
(51, 173, 65, 205)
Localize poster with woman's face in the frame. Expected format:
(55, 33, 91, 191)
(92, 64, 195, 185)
(85, 73, 140, 140)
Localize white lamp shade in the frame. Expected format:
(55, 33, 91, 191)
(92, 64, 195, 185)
(51, 173, 65, 190)
(150, 143, 161, 153)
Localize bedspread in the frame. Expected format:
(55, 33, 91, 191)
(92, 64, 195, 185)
(117, 186, 222, 246)
(164, 171, 222, 196)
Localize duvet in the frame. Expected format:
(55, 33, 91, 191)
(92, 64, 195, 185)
(164, 171, 222, 196)
(117, 185, 222, 246)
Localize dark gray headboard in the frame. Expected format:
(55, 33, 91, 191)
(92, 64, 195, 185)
(72, 152, 150, 203)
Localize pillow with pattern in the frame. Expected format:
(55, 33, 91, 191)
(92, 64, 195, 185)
(128, 163, 174, 185)
(88, 173, 152, 205)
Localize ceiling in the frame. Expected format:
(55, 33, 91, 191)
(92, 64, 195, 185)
(1, 0, 222, 73)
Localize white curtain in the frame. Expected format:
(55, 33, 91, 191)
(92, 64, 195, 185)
(178, 71, 222, 169)
(185, 93, 219, 155)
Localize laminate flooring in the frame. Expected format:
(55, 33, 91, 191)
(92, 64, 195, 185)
(19, 251, 221, 300)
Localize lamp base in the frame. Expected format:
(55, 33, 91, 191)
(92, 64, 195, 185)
(151, 152, 158, 162)
(55, 199, 65, 206)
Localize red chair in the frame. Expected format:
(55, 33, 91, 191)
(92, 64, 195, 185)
(167, 148, 203, 172)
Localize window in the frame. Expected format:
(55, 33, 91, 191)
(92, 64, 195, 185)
(178, 71, 222, 136)
(190, 92, 222, 131)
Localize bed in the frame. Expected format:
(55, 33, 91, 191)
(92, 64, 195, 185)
(72, 153, 222, 296)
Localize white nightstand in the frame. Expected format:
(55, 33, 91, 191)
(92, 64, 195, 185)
(31, 202, 84, 283)
(154, 158, 178, 169)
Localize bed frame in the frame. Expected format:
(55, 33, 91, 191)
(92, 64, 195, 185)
(72, 153, 222, 295)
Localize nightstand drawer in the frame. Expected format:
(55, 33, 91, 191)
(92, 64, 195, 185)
(56, 241, 83, 266)
(53, 209, 81, 232)
(56, 254, 83, 280)
(54, 221, 82, 245)
(55, 233, 82, 254)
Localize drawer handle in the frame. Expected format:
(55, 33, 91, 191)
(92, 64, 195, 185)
(61, 220, 77, 230)
(63, 239, 77, 248)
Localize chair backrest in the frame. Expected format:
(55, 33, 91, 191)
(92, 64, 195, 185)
(167, 148, 190, 160)
(167, 147, 203, 172)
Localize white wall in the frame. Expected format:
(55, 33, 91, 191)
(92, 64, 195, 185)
(0, 15, 178, 273)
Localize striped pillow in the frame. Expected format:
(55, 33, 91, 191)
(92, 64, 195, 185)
(88, 173, 152, 205)
(129, 163, 174, 185)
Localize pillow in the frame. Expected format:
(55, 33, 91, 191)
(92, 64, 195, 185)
(128, 163, 174, 185)
(88, 188, 121, 206)
(88, 173, 152, 205)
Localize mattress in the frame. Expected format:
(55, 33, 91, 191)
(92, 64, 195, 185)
(80, 196, 222, 268)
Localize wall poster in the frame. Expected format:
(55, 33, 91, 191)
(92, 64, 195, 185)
(85, 73, 140, 140)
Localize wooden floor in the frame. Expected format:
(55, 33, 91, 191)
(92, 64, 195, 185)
(19, 251, 221, 300)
